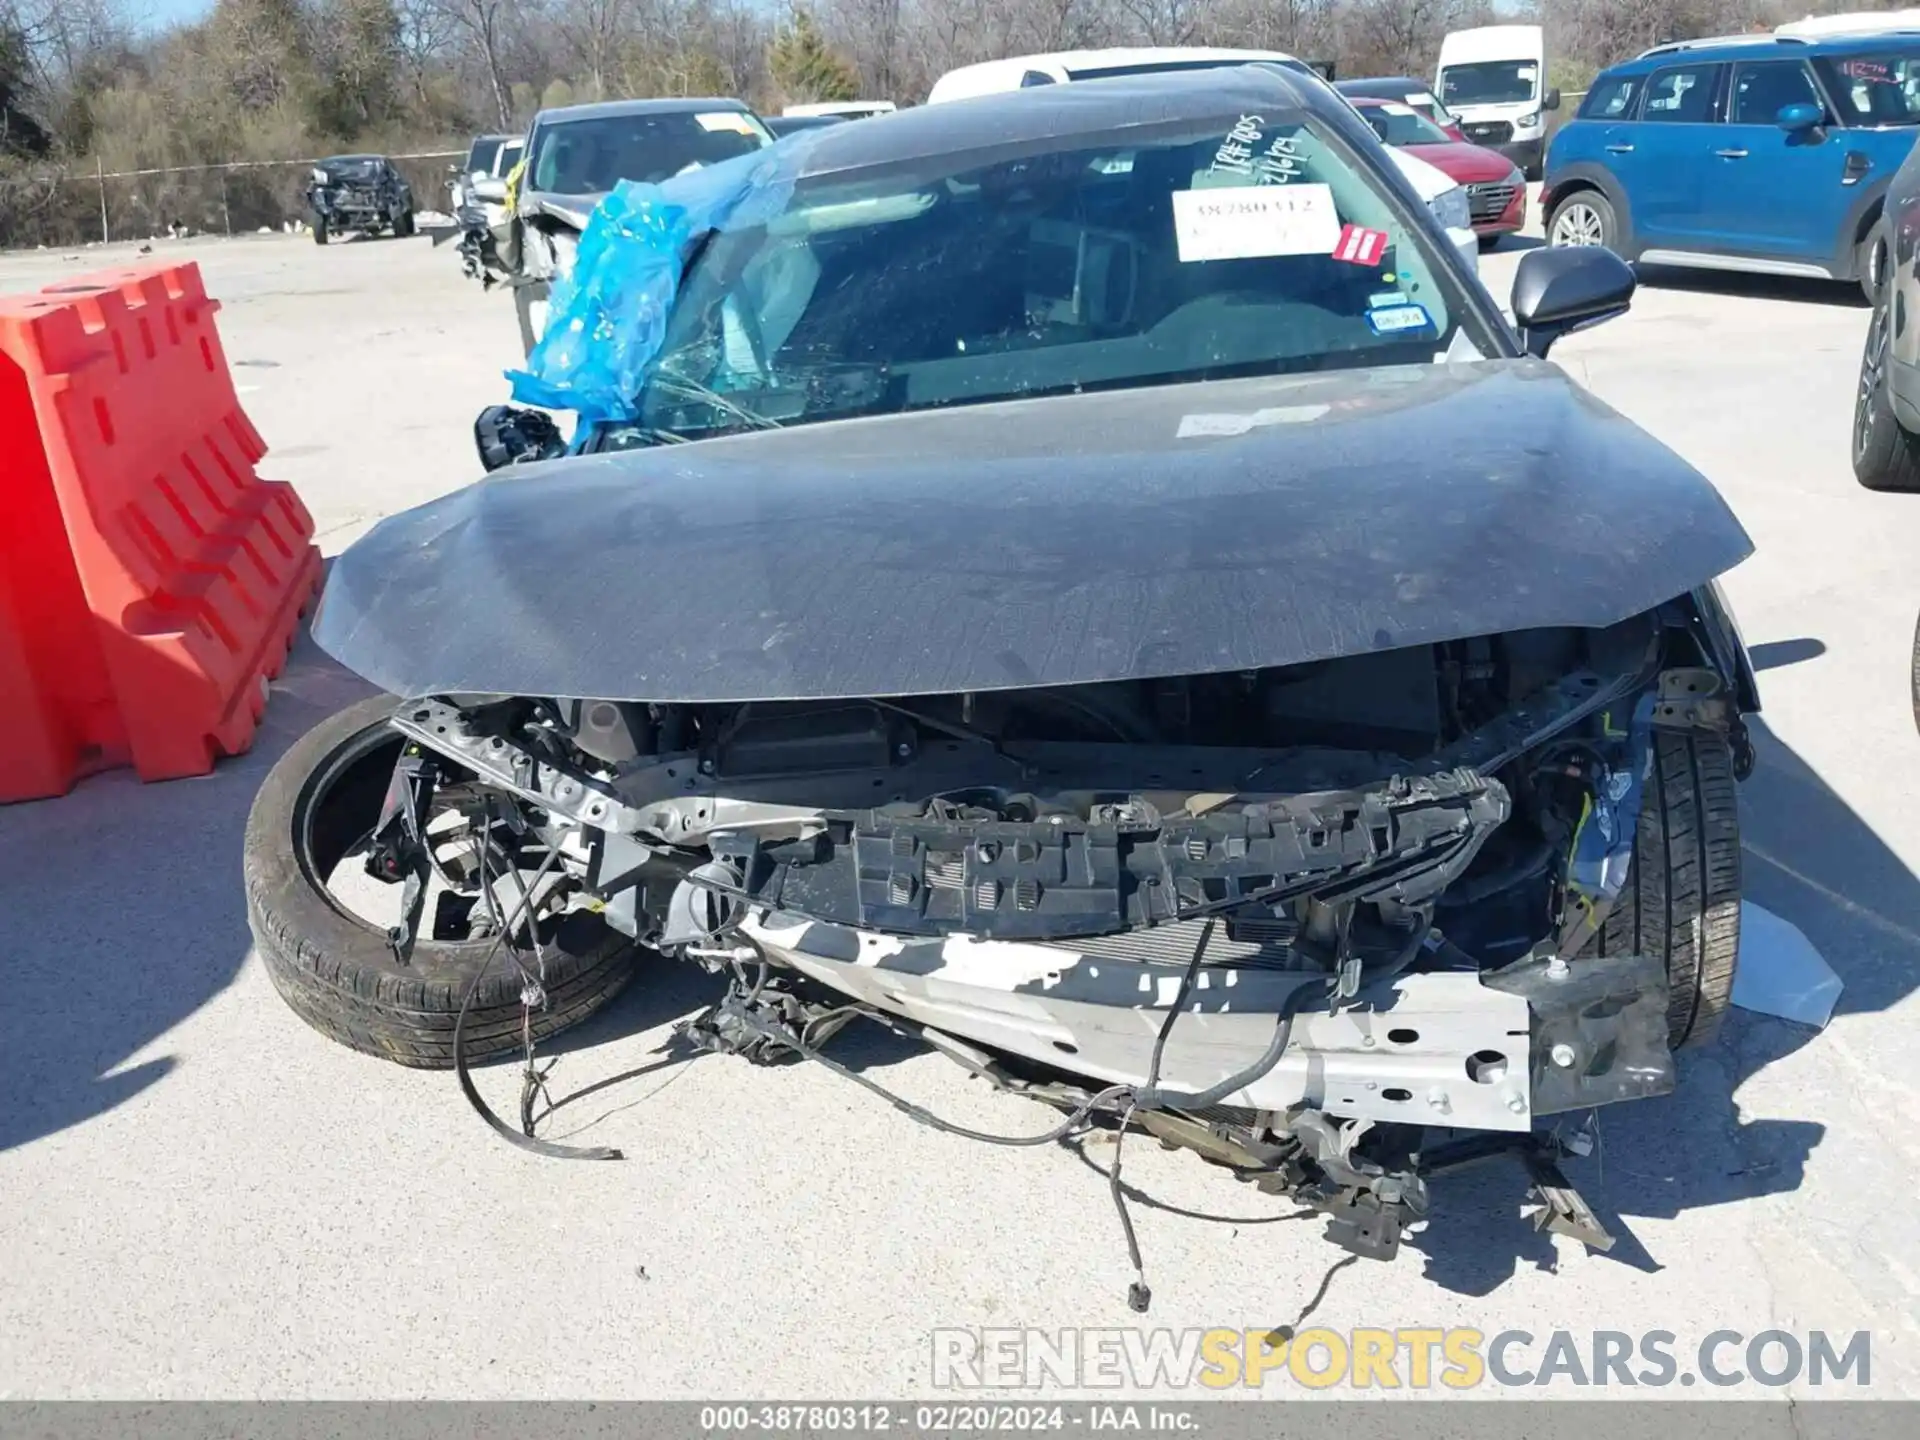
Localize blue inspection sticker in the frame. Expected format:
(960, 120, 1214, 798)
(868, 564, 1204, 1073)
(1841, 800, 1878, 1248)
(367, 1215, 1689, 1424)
(1366, 302, 1435, 336)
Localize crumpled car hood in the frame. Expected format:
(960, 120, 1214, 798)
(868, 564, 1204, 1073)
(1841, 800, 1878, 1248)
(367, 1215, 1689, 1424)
(313, 359, 1754, 703)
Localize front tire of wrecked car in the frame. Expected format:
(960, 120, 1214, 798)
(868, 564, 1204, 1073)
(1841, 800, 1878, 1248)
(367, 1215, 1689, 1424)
(1853, 297, 1920, 492)
(243, 695, 639, 1068)
(311, 216, 329, 246)
(1582, 729, 1741, 1049)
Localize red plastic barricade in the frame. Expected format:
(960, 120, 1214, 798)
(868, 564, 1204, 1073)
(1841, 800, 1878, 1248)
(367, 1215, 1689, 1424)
(0, 261, 321, 802)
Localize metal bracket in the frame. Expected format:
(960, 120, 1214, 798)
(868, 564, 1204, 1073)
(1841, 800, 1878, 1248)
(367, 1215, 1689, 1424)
(390, 700, 647, 834)
(1649, 667, 1732, 732)
(366, 751, 437, 964)
(1321, 1188, 1405, 1261)
(1523, 1151, 1617, 1252)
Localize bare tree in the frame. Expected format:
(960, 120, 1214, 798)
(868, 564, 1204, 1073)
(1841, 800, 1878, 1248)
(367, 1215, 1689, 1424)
(432, 0, 516, 126)
(550, 0, 631, 98)
(394, 0, 460, 107)
(1116, 0, 1203, 46)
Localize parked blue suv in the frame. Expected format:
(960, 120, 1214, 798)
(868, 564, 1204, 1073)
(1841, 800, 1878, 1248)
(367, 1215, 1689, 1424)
(1542, 32, 1920, 298)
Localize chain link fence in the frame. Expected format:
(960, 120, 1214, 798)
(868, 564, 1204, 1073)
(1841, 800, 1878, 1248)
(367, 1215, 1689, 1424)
(3, 151, 467, 249)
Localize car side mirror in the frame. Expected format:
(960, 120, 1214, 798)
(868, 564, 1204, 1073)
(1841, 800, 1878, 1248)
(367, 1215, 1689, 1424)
(1544, 87, 1563, 112)
(474, 405, 565, 471)
(1511, 246, 1636, 358)
(1777, 101, 1823, 133)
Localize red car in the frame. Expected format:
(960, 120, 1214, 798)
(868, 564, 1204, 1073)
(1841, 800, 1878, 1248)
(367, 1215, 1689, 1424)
(1350, 96, 1527, 250)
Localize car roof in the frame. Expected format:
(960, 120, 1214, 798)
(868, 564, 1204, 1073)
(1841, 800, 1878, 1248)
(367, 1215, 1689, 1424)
(531, 97, 751, 127)
(948, 46, 1296, 75)
(795, 63, 1333, 180)
(1611, 30, 1920, 73)
(319, 153, 386, 163)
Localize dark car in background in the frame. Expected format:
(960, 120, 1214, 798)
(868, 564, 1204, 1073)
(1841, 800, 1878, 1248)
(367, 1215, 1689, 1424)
(1350, 96, 1527, 248)
(1336, 76, 1467, 138)
(1855, 102, 1920, 492)
(307, 154, 415, 245)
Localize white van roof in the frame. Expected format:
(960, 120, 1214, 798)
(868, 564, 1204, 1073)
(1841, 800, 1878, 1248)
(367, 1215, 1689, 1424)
(1777, 10, 1920, 37)
(927, 48, 1298, 104)
(1437, 25, 1545, 66)
(782, 100, 897, 117)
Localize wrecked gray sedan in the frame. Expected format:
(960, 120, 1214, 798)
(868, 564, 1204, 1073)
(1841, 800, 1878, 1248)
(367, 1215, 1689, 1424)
(246, 65, 1759, 1293)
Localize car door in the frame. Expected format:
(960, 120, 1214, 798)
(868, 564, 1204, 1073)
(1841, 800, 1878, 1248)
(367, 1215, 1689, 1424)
(1711, 58, 1852, 259)
(1550, 71, 1643, 195)
(1625, 61, 1729, 247)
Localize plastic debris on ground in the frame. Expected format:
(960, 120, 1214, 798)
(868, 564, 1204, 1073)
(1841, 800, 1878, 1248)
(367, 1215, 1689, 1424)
(506, 144, 804, 425)
(1732, 901, 1843, 1029)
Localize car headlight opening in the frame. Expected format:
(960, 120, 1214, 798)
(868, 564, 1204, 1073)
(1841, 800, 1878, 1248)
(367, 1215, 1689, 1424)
(1430, 184, 1471, 233)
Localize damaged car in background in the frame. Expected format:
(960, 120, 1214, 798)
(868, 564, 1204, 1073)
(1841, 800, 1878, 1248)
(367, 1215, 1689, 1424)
(246, 65, 1760, 1301)
(504, 96, 774, 356)
(306, 153, 416, 245)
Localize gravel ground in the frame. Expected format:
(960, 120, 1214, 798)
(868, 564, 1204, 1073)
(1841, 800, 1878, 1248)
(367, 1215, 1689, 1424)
(3, 202, 1919, 1402)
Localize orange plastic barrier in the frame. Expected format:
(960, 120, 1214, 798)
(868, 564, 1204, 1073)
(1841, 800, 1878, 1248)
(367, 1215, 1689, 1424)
(0, 262, 321, 802)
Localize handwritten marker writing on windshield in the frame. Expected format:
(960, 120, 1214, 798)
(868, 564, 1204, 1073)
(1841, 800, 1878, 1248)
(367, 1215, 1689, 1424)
(1332, 224, 1389, 266)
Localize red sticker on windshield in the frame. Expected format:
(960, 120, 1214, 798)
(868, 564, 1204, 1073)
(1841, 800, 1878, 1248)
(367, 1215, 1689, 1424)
(1331, 224, 1389, 266)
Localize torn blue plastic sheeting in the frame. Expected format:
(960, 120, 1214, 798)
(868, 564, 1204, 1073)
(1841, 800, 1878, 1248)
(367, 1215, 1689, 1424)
(506, 145, 802, 424)
(1733, 901, 1843, 1029)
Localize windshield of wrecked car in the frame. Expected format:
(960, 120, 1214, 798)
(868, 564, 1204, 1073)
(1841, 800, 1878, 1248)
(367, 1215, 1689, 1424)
(1358, 102, 1453, 146)
(622, 113, 1486, 442)
(529, 110, 773, 196)
(1439, 61, 1539, 106)
(1815, 53, 1920, 125)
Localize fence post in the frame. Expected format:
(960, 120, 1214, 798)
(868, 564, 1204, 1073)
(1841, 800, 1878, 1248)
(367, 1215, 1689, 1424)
(220, 168, 232, 236)
(95, 155, 109, 244)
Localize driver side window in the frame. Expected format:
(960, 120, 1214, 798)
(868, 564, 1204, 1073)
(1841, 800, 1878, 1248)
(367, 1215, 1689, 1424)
(1728, 61, 1821, 126)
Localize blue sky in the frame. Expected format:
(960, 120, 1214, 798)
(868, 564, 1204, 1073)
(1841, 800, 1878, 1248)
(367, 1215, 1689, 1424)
(141, 0, 213, 29)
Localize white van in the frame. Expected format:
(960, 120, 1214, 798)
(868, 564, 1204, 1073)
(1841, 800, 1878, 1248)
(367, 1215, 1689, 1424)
(1435, 25, 1559, 181)
(1776, 10, 1920, 36)
(926, 48, 1481, 272)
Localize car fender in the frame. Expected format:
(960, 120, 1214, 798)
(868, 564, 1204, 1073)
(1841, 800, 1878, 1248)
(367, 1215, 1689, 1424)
(1832, 174, 1894, 279)
(1690, 580, 1762, 717)
(1541, 162, 1638, 255)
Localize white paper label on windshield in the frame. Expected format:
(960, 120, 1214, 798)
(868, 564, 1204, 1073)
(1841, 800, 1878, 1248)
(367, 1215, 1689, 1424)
(1172, 184, 1340, 263)
(696, 111, 758, 134)
(1411, 92, 1438, 107)
(1518, 65, 1539, 81)
(1382, 102, 1415, 116)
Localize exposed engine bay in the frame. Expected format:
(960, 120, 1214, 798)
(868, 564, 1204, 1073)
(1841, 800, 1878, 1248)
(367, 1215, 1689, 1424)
(364, 600, 1750, 1288)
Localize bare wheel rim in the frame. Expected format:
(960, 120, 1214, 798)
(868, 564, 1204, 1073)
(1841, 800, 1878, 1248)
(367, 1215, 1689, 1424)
(1551, 202, 1605, 247)
(1857, 303, 1890, 462)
